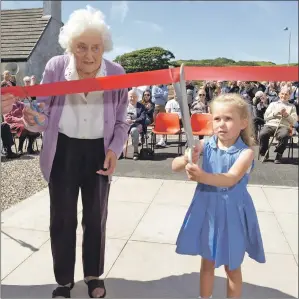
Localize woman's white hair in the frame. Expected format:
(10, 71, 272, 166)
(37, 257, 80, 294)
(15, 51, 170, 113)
(23, 76, 31, 82)
(58, 5, 113, 53)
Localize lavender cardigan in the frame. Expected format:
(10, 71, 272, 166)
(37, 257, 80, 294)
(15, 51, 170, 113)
(28, 54, 129, 182)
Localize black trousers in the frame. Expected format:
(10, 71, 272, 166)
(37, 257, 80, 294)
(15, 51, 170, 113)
(259, 125, 289, 155)
(49, 133, 110, 286)
(1, 122, 14, 149)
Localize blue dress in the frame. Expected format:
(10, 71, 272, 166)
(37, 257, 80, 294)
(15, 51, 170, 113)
(176, 135, 266, 270)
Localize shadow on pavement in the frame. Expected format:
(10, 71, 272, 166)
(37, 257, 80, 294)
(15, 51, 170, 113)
(1, 273, 296, 298)
(1, 230, 39, 252)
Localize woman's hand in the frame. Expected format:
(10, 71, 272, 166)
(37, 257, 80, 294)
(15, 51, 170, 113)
(1, 93, 17, 114)
(97, 149, 117, 176)
(22, 103, 45, 126)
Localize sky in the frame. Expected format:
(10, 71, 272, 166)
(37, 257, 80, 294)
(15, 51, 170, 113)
(2, 1, 298, 64)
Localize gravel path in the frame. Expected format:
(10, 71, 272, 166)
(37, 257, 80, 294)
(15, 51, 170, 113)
(1, 154, 47, 212)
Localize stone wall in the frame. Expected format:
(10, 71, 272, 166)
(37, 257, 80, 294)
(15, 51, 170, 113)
(26, 17, 64, 83)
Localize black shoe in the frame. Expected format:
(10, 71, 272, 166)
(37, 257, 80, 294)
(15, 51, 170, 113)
(52, 282, 74, 298)
(274, 153, 282, 164)
(133, 152, 139, 160)
(85, 279, 106, 298)
(6, 152, 20, 159)
(27, 148, 38, 155)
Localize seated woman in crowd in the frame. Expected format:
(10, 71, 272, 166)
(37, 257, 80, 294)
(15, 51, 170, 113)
(126, 89, 146, 160)
(1, 120, 20, 159)
(190, 89, 209, 114)
(240, 81, 256, 100)
(213, 81, 222, 97)
(140, 90, 154, 126)
(228, 80, 240, 93)
(165, 93, 182, 125)
(1, 70, 16, 87)
(265, 81, 279, 103)
(290, 87, 299, 137)
(252, 91, 269, 141)
(4, 100, 39, 154)
(259, 87, 297, 164)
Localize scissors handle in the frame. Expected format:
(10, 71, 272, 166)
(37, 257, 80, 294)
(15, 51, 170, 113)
(23, 99, 45, 126)
(185, 147, 193, 164)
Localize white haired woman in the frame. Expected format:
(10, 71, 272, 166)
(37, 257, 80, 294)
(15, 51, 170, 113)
(23, 76, 31, 86)
(21, 6, 129, 298)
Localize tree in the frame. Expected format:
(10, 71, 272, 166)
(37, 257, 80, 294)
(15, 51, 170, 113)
(173, 58, 284, 67)
(114, 47, 175, 73)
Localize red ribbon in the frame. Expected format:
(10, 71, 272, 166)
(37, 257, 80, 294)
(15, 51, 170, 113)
(1, 66, 298, 98)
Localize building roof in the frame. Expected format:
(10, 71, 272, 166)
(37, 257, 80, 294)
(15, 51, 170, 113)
(1, 8, 50, 62)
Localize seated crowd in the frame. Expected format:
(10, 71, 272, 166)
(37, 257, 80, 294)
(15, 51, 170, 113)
(1, 70, 298, 164)
(1, 71, 40, 159)
(126, 80, 298, 163)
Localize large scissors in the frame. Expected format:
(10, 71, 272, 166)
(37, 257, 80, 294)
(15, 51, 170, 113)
(171, 64, 195, 163)
(21, 87, 45, 126)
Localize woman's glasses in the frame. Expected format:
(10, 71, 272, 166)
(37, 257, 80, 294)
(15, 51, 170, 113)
(144, 94, 150, 97)
(199, 94, 206, 97)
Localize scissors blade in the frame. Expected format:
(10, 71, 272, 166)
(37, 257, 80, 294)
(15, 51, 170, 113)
(171, 64, 195, 163)
(177, 64, 195, 149)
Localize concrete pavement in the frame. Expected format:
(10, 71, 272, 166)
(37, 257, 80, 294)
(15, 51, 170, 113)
(1, 177, 298, 298)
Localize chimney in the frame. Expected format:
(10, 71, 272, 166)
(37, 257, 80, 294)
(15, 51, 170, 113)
(43, 1, 62, 23)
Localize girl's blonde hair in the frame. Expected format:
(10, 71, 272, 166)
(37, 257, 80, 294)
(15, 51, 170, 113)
(210, 93, 255, 147)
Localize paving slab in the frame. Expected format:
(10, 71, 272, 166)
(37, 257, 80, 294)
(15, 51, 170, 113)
(1, 228, 49, 279)
(152, 180, 195, 206)
(256, 212, 292, 254)
(263, 188, 298, 214)
(106, 241, 297, 298)
(109, 177, 163, 203)
(1, 176, 298, 299)
(77, 200, 150, 239)
(275, 213, 298, 255)
(130, 204, 187, 244)
(1, 238, 126, 298)
(247, 186, 273, 212)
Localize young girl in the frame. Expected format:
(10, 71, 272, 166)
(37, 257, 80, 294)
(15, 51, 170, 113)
(172, 93, 265, 298)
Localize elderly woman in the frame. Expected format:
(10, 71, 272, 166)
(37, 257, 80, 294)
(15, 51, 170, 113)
(259, 87, 297, 163)
(23, 76, 31, 86)
(1, 93, 16, 114)
(1, 70, 16, 87)
(190, 88, 208, 115)
(252, 91, 269, 140)
(4, 100, 39, 154)
(140, 89, 154, 125)
(21, 6, 129, 298)
(126, 89, 146, 160)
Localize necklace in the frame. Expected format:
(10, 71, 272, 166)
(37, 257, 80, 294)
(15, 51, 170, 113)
(77, 68, 99, 80)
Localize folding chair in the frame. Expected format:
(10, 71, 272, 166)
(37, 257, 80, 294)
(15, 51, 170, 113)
(287, 129, 295, 159)
(124, 126, 149, 159)
(258, 126, 294, 160)
(151, 112, 182, 155)
(190, 113, 213, 137)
